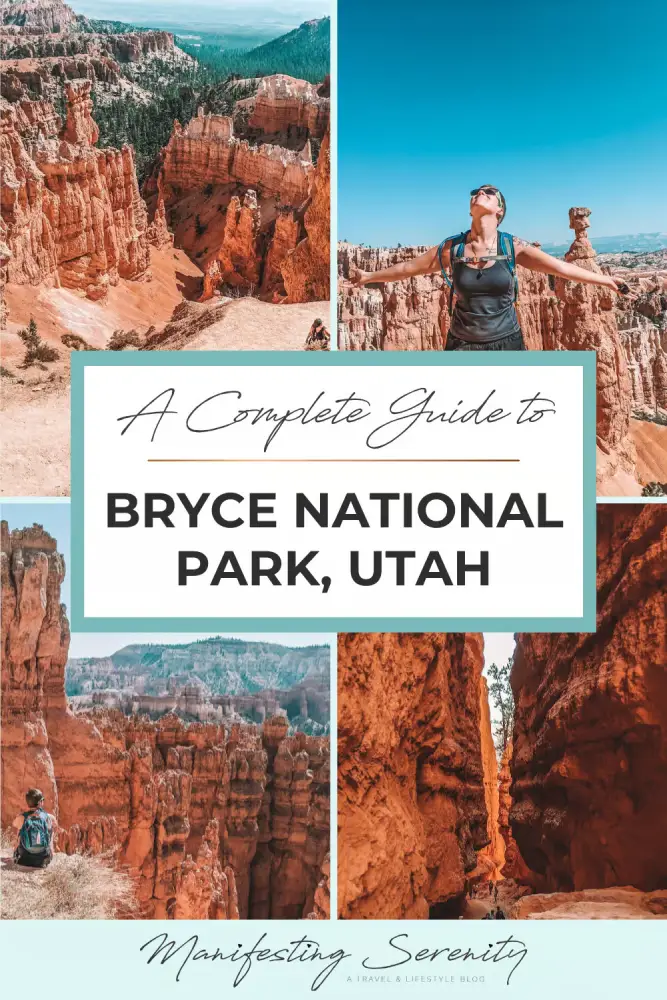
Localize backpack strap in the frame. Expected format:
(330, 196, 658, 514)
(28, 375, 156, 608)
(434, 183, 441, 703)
(437, 231, 468, 315)
(499, 231, 519, 303)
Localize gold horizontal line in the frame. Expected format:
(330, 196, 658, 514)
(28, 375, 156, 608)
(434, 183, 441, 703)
(147, 458, 520, 463)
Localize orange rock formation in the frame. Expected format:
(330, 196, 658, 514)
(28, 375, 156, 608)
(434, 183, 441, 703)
(1, 80, 150, 299)
(1, 521, 330, 919)
(498, 741, 530, 882)
(147, 81, 329, 303)
(282, 130, 330, 303)
(510, 504, 667, 893)
(338, 632, 494, 919)
(475, 677, 505, 882)
(240, 74, 329, 140)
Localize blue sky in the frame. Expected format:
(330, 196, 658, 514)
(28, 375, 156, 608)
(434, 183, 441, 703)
(1, 501, 329, 658)
(339, 0, 667, 246)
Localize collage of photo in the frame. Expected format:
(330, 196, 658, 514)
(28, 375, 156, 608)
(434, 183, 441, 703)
(1, 0, 666, 937)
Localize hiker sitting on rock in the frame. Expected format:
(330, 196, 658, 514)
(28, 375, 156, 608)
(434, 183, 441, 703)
(12, 788, 55, 868)
(305, 317, 330, 351)
(348, 187, 629, 351)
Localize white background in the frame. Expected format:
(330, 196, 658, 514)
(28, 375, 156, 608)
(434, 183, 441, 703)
(82, 364, 584, 620)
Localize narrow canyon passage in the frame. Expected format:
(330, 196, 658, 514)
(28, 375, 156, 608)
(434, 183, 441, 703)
(337, 504, 667, 919)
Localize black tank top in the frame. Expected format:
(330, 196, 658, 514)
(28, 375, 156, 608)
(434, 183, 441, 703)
(449, 236, 520, 344)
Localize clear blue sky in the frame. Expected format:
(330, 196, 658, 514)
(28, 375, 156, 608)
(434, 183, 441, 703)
(1, 501, 329, 656)
(339, 0, 667, 246)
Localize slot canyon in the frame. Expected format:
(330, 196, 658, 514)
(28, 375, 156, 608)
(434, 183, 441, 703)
(337, 503, 667, 919)
(1, 521, 330, 920)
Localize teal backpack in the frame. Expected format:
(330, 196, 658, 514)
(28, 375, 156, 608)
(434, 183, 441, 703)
(437, 231, 518, 315)
(19, 809, 52, 854)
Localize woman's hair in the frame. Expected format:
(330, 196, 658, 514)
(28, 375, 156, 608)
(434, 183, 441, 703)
(26, 788, 44, 808)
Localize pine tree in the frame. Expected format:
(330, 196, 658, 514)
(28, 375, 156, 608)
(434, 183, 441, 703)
(487, 657, 515, 757)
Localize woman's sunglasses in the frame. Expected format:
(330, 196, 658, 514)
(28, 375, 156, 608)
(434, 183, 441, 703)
(470, 187, 498, 197)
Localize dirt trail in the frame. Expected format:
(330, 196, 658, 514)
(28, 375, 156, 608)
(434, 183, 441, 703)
(1, 383, 70, 496)
(630, 418, 667, 484)
(1, 298, 330, 497)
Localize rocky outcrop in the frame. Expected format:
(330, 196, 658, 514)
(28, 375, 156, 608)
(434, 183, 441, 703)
(0, 19, 183, 63)
(510, 504, 667, 894)
(337, 207, 664, 491)
(1, 521, 330, 919)
(613, 262, 667, 423)
(338, 243, 448, 350)
(498, 741, 531, 882)
(282, 129, 330, 303)
(0, 56, 122, 103)
(307, 853, 330, 918)
(511, 886, 667, 920)
(1, 81, 150, 299)
(1, 522, 68, 823)
(158, 109, 312, 207)
(338, 632, 491, 919)
(203, 191, 262, 296)
(103, 31, 184, 66)
(239, 74, 329, 141)
(150, 85, 329, 303)
(2, 0, 77, 35)
(261, 210, 301, 299)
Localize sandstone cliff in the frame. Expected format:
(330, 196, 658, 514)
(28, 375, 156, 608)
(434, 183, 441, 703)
(1, 80, 150, 299)
(498, 741, 530, 882)
(1, 521, 330, 919)
(147, 80, 329, 303)
(338, 209, 667, 490)
(282, 129, 330, 303)
(475, 677, 505, 882)
(338, 632, 491, 918)
(2, 0, 77, 36)
(238, 74, 329, 143)
(510, 504, 667, 893)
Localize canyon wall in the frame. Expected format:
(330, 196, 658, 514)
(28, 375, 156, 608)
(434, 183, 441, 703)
(1, 522, 68, 821)
(148, 79, 329, 303)
(1, 55, 122, 102)
(338, 632, 492, 919)
(239, 74, 330, 141)
(338, 214, 667, 490)
(282, 129, 330, 303)
(476, 677, 505, 881)
(158, 109, 313, 205)
(510, 504, 667, 893)
(615, 273, 667, 423)
(2, 0, 77, 36)
(1, 80, 150, 299)
(1, 522, 330, 919)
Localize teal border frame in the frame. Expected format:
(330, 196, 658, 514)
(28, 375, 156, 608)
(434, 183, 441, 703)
(71, 349, 597, 633)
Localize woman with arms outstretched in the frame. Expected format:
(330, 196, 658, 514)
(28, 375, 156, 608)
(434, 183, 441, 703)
(348, 185, 628, 351)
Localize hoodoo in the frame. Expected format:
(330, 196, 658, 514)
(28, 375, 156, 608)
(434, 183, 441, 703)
(1, 80, 150, 300)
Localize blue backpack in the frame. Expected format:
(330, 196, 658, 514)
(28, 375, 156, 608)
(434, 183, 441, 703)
(437, 230, 518, 315)
(19, 809, 52, 854)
